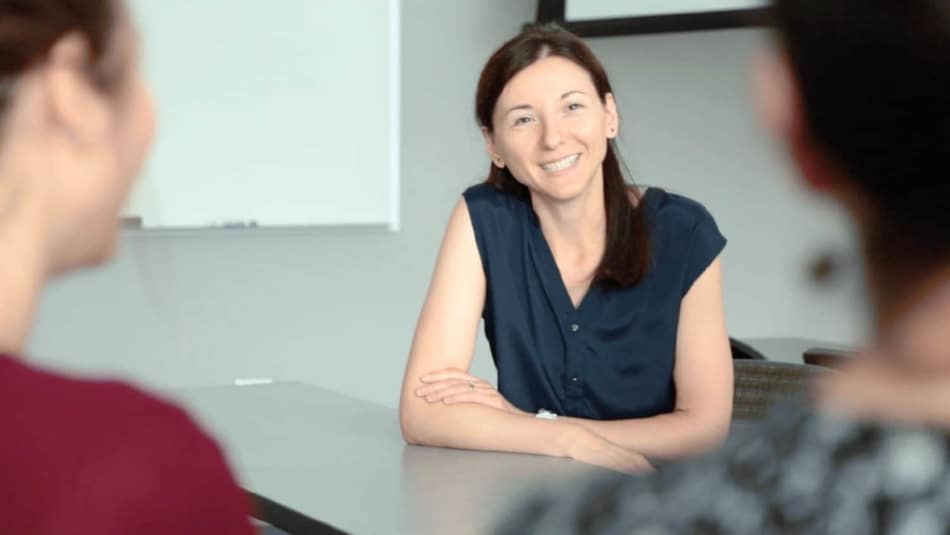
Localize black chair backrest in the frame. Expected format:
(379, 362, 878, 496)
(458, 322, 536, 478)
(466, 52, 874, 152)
(732, 360, 828, 420)
(730, 337, 767, 360)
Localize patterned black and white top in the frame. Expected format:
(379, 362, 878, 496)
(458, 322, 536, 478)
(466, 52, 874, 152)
(495, 399, 950, 535)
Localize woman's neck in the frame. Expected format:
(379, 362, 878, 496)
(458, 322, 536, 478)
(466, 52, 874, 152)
(0, 168, 49, 357)
(0, 241, 46, 357)
(530, 176, 606, 258)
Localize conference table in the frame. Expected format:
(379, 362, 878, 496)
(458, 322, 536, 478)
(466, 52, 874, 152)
(164, 338, 845, 534)
(166, 382, 609, 534)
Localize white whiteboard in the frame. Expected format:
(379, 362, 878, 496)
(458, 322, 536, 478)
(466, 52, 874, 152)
(566, 0, 766, 21)
(125, 0, 400, 229)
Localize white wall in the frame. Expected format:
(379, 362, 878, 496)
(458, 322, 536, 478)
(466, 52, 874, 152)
(28, 1, 869, 409)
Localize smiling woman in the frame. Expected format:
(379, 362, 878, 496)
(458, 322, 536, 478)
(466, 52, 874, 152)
(495, 1, 950, 531)
(399, 23, 733, 472)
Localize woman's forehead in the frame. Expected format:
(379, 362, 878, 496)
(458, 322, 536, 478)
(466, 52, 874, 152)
(498, 56, 596, 105)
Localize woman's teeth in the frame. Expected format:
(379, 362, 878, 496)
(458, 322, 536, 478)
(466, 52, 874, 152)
(541, 154, 579, 172)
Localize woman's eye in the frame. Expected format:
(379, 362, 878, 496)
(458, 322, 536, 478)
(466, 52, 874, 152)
(567, 102, 584, 111)
(514, 116, 534, 125)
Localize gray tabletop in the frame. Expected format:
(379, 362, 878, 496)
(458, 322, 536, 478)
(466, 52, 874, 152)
(166, 383, 607, 535)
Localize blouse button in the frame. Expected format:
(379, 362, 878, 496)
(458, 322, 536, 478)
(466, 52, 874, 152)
(570, 323, 580, 332)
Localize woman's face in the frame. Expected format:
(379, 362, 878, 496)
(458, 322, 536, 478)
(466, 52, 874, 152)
(51, 15, 156, 271)
(485, 56, 618, 203)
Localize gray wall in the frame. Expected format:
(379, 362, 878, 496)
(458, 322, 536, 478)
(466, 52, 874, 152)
(588, 29, 869, 348)
(29, 1, 868, 409)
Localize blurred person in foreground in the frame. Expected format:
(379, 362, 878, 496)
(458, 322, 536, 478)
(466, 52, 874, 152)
(0, 1, 254, 532)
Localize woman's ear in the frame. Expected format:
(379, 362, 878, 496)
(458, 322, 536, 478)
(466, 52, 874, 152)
(481, 126, 505, 168)
(41, 31, 110, 147)
(604, 92, 619, 139)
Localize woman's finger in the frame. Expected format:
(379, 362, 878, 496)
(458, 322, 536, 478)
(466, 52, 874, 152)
(420, 368, 482, 384)
(416, 376, 492, 395)
(443, 390, 500, 407)
(415, 379, 467, 396)
(422, 382, 483, 402)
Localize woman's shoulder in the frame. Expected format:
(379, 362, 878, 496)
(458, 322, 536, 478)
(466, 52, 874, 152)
(644, 188, 718, 231)
(463, 182, 524, 207)
(462, 182, 531, 227)
(0, 356, 252, 530)
(0, 356, 238, 482)
(640, 189, 725, 277)
(2, 356, 184, 421)
(462, 181, 499, 201)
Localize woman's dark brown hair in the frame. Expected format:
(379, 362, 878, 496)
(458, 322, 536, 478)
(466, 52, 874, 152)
(475, 23, 651, 287)
(0, 0, 122, 116)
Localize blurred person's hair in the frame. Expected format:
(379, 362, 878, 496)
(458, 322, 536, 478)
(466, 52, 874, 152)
(0, 0, 123, 117)
(772, 0, 950, 274)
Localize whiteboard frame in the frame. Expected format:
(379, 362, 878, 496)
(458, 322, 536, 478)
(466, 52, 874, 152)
(536, 0, 770, 37)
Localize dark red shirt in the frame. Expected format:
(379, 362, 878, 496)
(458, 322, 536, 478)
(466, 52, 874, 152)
(0, 355, 255, 534)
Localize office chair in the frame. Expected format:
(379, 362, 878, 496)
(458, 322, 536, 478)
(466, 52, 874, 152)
(730, 337, 767, 360)
(732, 360, 828, 420)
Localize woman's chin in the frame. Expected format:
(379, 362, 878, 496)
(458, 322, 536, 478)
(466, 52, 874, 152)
(90, 231, 121, 266)
(59, 227, 121, 274)
(536, 175, 593, 203)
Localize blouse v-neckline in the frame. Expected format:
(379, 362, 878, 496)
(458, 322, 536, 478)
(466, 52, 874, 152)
(527, 188, 656, 315)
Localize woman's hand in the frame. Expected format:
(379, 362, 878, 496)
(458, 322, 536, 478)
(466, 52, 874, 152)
(415, 368, 529, 416)
(414, 368, 652, 474)
(566, 426, 654, 475)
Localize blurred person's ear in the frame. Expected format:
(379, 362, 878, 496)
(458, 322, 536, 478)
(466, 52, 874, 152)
(41, 32, 111, 149)
(755, 49, 839, 194)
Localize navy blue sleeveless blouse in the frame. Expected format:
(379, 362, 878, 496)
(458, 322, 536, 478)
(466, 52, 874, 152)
(463, 183, 726, 420)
